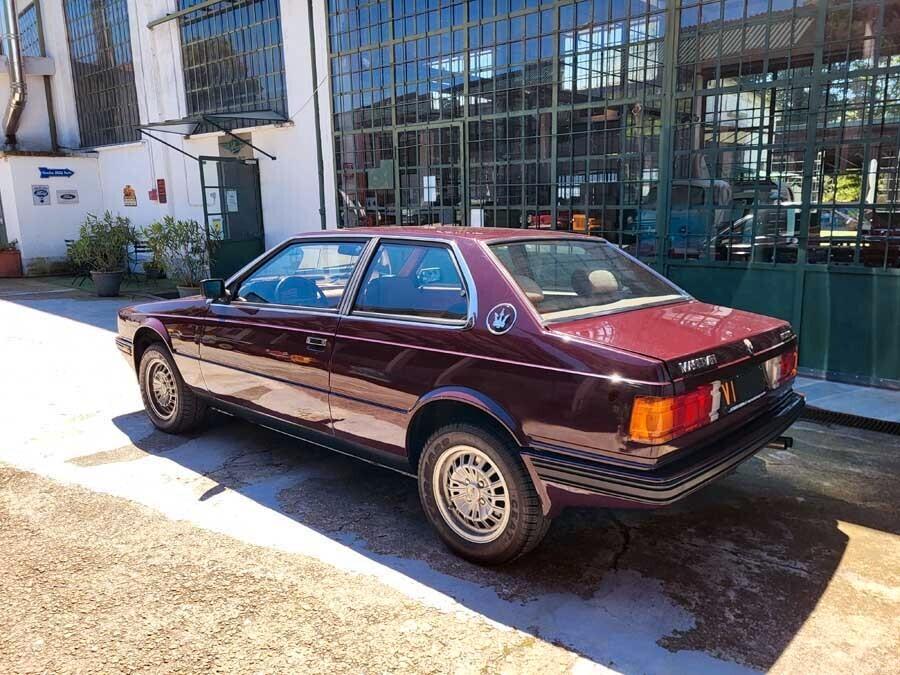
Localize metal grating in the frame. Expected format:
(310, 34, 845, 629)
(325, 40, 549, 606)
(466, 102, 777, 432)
(63, 0, 141, 147)
(178, 0, 288, 129)
(801, 406, 900, 436)
(18, 3, 42, 57)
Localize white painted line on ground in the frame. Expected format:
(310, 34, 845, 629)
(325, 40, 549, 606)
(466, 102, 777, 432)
(0, 287, 81, 297)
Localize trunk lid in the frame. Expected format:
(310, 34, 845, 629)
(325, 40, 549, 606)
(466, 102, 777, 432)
(549, 299, 793, 382)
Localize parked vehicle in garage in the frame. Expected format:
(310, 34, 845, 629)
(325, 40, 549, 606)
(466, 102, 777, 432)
(116, 227, 804, 564)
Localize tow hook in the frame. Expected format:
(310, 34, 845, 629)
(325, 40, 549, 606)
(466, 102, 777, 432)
(766, 436, 793, 450)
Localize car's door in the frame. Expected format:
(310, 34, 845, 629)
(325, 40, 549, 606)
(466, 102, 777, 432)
(199, 237, 368, 433)
(329, 239, 474, 455)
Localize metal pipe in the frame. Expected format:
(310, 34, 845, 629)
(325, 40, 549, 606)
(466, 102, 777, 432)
(306, 0, 327, 230)
(2, 0, 27, 148)
(765, 436, 794, 451)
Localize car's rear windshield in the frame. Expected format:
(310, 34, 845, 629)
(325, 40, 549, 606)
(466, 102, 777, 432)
(489, 238, 686, 322)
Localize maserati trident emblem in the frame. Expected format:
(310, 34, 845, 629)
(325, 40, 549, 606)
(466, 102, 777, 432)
(487, 303, 517, 335)
(743, 338, 754, 353)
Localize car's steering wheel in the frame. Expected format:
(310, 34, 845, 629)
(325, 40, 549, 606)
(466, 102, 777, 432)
(274, 276, 328, 307)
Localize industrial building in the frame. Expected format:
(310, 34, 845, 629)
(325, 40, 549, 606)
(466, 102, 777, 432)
(0, 0, 897, 386)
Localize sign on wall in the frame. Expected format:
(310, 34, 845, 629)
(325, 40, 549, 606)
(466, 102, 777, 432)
(32, 185, 50, 205)
(56, 190, 79, 204)
(205, 188, 221, 212)
(39, 167, 74, 178)
(123, 185, 137, 207)
(157, 179, 167, 204)
(225, 189, 239, 213)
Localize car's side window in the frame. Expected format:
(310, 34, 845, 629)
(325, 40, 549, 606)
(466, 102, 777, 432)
(235, 241, 364, 309)
(353, 242, 467, 321)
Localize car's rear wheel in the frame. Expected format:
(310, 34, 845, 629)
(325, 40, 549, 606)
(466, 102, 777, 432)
(138, 343, 207, 433)
(418, 423, 550, 565)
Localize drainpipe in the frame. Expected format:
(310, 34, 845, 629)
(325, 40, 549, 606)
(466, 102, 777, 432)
(2, 0, 26, 148)
(306, 0, 327, 230)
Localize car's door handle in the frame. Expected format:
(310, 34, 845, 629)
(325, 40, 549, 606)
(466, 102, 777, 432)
(306, 336, 328, 351)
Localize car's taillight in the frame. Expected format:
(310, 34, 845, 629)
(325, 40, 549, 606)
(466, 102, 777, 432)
(629, 384, 714, 444)
(764, 345, 798, 389)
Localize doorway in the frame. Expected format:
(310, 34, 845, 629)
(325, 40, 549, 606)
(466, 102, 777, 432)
(200, 156, 265, 278)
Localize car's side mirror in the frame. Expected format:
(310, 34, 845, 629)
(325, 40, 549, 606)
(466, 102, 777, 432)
(200, 278, 228, 303)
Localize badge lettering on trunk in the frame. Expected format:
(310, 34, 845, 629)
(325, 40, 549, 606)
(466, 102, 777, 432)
(678, 354, 718, 375)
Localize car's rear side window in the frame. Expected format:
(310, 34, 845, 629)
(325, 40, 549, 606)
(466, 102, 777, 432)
(352, 242, 468, 321)
(235, 241, 364, 309)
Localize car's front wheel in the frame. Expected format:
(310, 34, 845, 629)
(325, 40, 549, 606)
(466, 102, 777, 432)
(418, 423, 550, 565)
(138, 343, 208, 434)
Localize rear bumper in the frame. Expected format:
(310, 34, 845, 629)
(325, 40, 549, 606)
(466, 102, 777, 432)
(523, 391, 805, 507)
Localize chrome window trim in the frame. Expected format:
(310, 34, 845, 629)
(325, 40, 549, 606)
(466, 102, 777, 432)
(348, 312, 469, 329)
(218, 301, 341, 317)
(344, 235, 477, 329)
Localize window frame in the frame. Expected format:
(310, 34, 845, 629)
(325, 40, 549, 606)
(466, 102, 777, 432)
(346, 236, 476, 328)
(63, 0, 141, 148)
(226, 236, 374, 314)
(177, 0, 289, 124)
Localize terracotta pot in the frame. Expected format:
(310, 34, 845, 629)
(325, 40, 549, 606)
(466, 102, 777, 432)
(0, 249, 23, 278)
(177, 285, 201, 298)
(91, 270, 124, 297)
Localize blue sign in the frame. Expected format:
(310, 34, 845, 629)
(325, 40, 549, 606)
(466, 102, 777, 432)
(39, 167, 74, 178)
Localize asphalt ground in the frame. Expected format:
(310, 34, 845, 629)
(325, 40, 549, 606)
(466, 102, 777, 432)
(1, 278, 897, 674)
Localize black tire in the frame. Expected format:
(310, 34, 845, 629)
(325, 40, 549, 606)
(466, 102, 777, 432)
(418, 423, 551, 565)
(138, 343, 208, 434)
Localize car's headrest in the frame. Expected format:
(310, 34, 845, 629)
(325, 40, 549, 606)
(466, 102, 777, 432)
(515, 275, 544, 303)
(571, 269, 619, 297)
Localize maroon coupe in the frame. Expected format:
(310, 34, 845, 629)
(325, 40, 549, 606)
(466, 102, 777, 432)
(117, 228, 804, 564)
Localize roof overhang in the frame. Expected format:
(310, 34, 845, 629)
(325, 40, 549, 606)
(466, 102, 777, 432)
(136, 110, 289, 161)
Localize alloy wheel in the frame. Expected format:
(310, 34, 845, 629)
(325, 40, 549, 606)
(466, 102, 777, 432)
(432, 445, 510, 544)
(146, 358, 177, 421)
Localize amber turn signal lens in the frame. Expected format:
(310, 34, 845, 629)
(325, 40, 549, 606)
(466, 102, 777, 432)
(629, 384, 714, 444)
(765, 345, 799, 389)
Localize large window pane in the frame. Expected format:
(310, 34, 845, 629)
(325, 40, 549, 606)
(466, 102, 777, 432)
(63, 0, 140, 147)
(178, 0, 288, 124)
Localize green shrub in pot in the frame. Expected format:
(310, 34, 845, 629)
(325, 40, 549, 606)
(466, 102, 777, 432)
(145, 216, 212, 296)
(67, 212, 137, 296)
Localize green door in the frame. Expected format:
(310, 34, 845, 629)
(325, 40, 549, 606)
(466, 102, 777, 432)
(201, 156, 265, 278)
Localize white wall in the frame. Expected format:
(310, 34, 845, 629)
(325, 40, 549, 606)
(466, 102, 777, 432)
(5, 0, 339, 273)
(1, 155, 103, 272)
(0, 55, 56, 151)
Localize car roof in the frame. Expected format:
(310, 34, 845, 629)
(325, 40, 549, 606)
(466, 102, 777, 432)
(291, 226, 604, 244)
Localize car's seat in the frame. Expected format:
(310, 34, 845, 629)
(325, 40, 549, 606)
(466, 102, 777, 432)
(571, 269, 619, 299)
(514, 275, 545, 304)
(359, 275, 418, 312)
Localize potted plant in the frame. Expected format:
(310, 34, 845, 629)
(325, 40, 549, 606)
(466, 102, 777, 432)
(67, 212, 136, 296)
(142, 257, 165, 280)
(145, 216, 212, 297)
(0, 239, 23, 278)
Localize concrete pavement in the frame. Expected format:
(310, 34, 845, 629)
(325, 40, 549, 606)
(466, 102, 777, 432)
(0, 280, 897, 673)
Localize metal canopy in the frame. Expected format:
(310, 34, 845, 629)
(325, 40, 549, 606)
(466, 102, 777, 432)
(147, 0, 236, 29)
(204, 110, 288, 123)
(136, 110, 287, 161)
